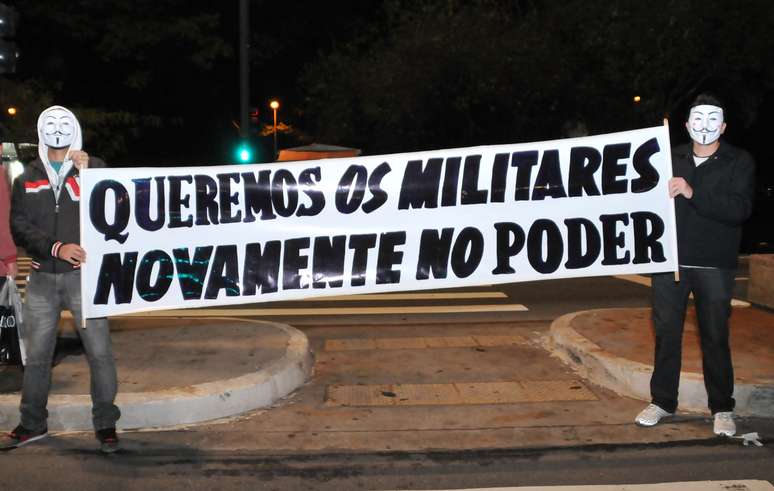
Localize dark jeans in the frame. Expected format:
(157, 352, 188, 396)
(19, 270, 120, 431)
(650, 268, 735, 414)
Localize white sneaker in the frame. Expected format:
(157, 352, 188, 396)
(713, 412, 736, 436)
(635, 403, 674, 427)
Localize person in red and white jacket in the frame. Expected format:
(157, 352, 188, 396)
(2, 106, 121, 453)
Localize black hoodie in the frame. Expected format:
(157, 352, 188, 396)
(671, 141, 755, 269)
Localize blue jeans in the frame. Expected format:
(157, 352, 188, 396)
(650, 268, 735, 414)
(20, 270, 120, 431)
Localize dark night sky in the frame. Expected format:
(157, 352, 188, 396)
(4, 0, 773, 179)
(5, 1, 383, 164)
(2, 0, 771, 249)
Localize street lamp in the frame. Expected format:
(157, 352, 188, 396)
(6, 106, 16, 116)
(270, 99, 279, 160)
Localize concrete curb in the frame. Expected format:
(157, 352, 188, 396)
(0, 320, 314, 431)
(549, 309, 774, 417)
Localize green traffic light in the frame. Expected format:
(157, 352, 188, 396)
(236, 143, 252, 163)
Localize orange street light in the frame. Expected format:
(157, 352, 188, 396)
(269, 100, 280, 159)
(633, 95, 641, 103)
(7, 106, 17, 116)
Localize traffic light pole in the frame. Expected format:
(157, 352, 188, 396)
(239, 0, 249, 140)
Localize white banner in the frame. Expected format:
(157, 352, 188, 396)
(80, 126, 677, 318)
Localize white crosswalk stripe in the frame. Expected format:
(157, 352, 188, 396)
(119, 303, 528, 318)
(383, 480, 774, 491)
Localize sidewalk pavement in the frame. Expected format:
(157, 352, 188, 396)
(0, 304, 772, 454)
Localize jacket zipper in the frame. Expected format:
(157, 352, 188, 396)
(53, 189, 59, 274)
(52, 177, 62, 274)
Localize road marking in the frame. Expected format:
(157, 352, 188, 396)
(118, 304, 529, 318)
(326, 380, 597, 406)
(614, 274, 751, 307)
(325, 334, 526, 351)
(614, 274, 652, 287)
(305, 291, 507, 301)
(386, 480, 774, 491)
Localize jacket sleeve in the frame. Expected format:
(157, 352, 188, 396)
(0, 172, 17, 267)
(689, 151, 756, 225)
(11, 175, 57, 258)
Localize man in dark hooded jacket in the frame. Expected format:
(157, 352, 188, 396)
(1, 106, 121, 453)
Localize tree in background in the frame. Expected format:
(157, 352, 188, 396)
(299, 0, 774, 154)
(0, 78, 52, 143)
(6, 0, 231, 163)
(4, 0, 772, 164)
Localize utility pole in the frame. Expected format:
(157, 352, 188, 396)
(239, 0, 249, 140)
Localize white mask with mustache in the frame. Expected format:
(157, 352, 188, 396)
(42, 108, 77, 149)
(687, 104, 724, 145)
(36, 105, 83, 199)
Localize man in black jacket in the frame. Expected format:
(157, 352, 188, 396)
(1, 106, 121, 453)
(635, 94, 755, 436)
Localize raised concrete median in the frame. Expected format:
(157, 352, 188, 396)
(550, 307, 774, 417)
(0, 317, 313, 431)
(749, 254, 774, 309)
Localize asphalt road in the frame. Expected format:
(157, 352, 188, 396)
(0, 262, 765, 491)
(1, 429, 772, 490)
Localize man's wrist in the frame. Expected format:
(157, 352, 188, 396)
(51, 241, 63, 258)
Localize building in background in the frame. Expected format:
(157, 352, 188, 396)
(277, 143, 360, 162)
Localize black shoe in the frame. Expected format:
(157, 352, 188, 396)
(95, 427, 120, 454)
(0, 424, 48, 450)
